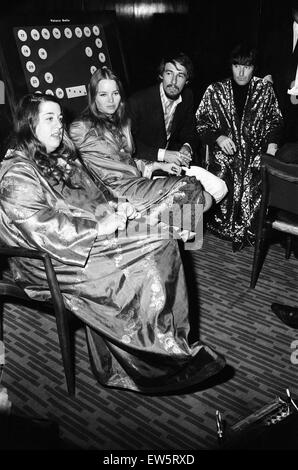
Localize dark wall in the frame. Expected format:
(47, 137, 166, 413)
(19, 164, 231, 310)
(83, 0, 263, 104)
(0, 0, 294, 149)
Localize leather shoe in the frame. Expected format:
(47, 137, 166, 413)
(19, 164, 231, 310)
(271, 303, 298, 328)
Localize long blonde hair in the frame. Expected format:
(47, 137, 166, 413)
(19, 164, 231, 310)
(82, 66, 134, 152)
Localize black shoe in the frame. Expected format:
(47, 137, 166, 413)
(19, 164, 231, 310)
(271, 303, 298, 328)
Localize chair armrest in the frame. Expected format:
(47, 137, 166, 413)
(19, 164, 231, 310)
(0, 245, 65, 314)
(0, 246, 50, 261)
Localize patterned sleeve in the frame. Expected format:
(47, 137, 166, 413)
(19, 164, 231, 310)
(0, 162, 98, 266)
(195, 85, 223, 145)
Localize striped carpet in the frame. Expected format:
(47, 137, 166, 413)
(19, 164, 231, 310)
(1, 231, 298, 450)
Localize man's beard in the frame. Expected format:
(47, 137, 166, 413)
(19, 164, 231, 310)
(165, 85, 180, 99)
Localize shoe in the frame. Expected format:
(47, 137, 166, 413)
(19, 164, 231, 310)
(271, 303, 298, 328)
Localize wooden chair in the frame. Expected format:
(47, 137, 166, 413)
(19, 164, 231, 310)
(0, 246, 75, 395)
(250, 154, 298, 288)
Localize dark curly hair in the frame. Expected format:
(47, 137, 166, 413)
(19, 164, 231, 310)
(229, 43, 258, 67)
(9, 93, 78, 187)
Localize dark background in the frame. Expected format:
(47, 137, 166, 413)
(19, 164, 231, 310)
(0, 0, 294, 147)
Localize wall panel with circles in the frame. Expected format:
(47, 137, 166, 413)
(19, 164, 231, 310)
(0, 11, 128, 122)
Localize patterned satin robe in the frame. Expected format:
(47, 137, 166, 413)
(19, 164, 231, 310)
(196, 76, 283, 249)
(0, 152, 225, 393)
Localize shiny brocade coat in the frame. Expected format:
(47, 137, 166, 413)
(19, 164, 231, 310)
(196, 76, 283, 249)
(0, 151, 225, 393)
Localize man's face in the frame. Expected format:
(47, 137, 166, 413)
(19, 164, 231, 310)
(232, 64, 254, 86)
(160, 61, 188, 99)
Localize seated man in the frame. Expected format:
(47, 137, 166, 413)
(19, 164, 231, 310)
(196, 42, 283, 251)
(127, 51, 228, 204)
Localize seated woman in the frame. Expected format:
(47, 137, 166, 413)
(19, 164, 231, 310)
(0, 93, 225, 393)
(68, 66, 226, 223)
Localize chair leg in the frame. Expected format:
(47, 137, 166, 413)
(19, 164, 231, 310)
(54, 308, 75, 396)
(250, 229, 268, 288)
(285, 235, 292, 259)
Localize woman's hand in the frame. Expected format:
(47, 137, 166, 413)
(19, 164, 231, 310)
(160, 162, 182, 175)
(117, 201, 139, 220)
(216, 135, 236, 155)
(97, 211, 127, 236)
(97, 201, 140, 236)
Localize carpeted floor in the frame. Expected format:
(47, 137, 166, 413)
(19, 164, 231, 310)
(1, 231, 298, 451)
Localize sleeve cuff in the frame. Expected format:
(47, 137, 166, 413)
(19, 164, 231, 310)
(158, 149, 166, 161)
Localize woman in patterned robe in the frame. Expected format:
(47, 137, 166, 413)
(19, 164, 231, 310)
(196, 43, 283, 251)
(0, 93, 225, 393)
(68, 66, 220, 219)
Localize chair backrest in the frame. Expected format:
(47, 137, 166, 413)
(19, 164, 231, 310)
(260, 154, 298, 216)
(0, 246, 74, 395)
(0, 247, 66, 320)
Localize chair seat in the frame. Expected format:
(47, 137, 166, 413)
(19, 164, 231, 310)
(274, 209, 298, 225)
(271, 209, 298, 235)
(0, 281, 29, 300)
(250, 154, 298, 288)
(272, 221, 298, 235)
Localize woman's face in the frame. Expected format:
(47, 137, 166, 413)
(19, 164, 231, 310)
(35, 101, 63, 153)
(232, 64, 254, 86)
(95, 79, 121, 115)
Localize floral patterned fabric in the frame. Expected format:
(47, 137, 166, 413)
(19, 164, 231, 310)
(0, 151, 225, 392)
(69, 120, 206, 214)
(196, 76, 283, 249)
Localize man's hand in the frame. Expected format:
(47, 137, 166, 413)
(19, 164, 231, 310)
(216, 135, 236, 155)
(164, 150, 192, 166)
(179, 145, 193, 167)
(266, 143, 278, 156)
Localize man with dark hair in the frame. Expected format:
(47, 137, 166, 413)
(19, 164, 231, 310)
(127, 52, 197, 165)
(196, 42, 283, 251)
(127, 52, 228, 204)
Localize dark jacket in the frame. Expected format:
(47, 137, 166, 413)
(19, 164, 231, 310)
(127, 84, 199, 162)
(276, 142, 298, 162)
